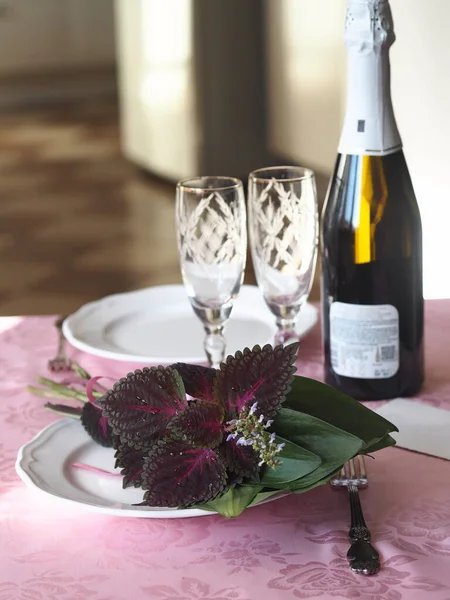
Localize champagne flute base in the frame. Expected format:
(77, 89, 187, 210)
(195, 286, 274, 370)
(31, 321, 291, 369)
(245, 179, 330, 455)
(274, 317, 301, 349)
(204, 325, 226, 369)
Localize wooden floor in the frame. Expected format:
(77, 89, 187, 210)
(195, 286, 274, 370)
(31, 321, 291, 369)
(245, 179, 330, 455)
(0, 98, 319, 317)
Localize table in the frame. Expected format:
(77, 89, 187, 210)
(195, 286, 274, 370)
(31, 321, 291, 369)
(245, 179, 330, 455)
(1, 301, 450, 600)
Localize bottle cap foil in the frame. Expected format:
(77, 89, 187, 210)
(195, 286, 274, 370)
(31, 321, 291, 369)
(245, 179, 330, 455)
(345, 0, 395, 52)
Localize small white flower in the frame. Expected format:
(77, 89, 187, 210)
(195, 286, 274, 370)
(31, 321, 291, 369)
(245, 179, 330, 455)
(237, 437, 253, 447)
(223, 402, 282, 470)
(249, 402, 258, 415)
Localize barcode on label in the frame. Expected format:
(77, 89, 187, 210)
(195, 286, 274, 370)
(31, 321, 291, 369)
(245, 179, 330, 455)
(380, 345, 396, 361)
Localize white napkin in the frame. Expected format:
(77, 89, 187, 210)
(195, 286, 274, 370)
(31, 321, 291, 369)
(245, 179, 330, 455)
(374, 398, 450, 461)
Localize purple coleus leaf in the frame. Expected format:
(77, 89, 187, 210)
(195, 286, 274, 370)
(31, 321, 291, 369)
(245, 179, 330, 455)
(97, 366, 187, 449)
(80, 402, 114, 448)
(221, 437, 260, 480)
(168, 400, 224, 448)
(141, 441, 227, 507)
(171, 363, 217, 402)
(44, 403, 83, 418)
(114, 444, 145, 488)
(214, 343, 298, 420)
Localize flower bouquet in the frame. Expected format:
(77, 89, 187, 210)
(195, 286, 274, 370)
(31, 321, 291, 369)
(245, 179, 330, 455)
(28, 343, 397, 518)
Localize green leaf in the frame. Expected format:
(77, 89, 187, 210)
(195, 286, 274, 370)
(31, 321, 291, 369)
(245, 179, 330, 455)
(28, 381, 89, 403)
(285, 376, 398, 449)
(203, 485, 263, 518)
(248, 489, 290, 507)
(260, 436, 321, 488)
(273, 408, 364, 490)
(363, 433, 397, 454)
(291, 471, 341, 495)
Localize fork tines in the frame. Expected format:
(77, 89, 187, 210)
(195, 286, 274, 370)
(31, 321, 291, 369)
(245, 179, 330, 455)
(331, 455, 368, 489)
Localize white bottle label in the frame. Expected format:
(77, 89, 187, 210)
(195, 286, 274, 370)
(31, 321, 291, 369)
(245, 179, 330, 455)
(330, 302, 399, 379)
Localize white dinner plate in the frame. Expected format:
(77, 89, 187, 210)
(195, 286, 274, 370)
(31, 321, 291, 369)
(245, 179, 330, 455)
(15, 419, 286, 519)
(63, 285, 318, 364)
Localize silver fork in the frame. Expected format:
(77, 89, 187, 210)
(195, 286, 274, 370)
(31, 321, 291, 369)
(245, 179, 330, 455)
(330, 455, 380, 576)
(48, 316, 73, 372)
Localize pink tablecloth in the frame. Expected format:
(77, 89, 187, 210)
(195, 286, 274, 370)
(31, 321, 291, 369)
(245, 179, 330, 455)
(1, 302, 450, 600)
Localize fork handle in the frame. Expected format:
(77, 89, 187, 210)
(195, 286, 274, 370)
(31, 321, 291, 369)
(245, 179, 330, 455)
(55, 328, 66, 358)
(346, 484, 380, 575)
(348, 484, 371, 542)
(347, 539, 380, 575)
(54, 317, 67, 356)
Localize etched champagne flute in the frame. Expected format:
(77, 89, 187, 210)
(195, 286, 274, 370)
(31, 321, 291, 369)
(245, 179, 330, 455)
(176, 176, 247, 368)
(248, 166, 318, 347)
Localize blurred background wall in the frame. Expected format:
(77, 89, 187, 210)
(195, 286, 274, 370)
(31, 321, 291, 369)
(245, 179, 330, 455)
(115, 0, 272, 182)
(0, 0, 449, 316)
(0, 0, 116, 108)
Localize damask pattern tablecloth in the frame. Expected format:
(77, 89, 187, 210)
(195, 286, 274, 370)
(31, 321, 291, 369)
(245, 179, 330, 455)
(1, 302, 450, 600)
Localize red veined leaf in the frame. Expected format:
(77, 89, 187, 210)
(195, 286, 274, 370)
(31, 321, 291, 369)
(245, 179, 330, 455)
(168, 400, 224, 448)
(97, 366, 187, 449)
(171, 363, 217, 402)
(141, 442, 227, 507)
(114, 444, 145, 488)
(214, 343, 298, 420)
(80, 402, 114, 448)
(221, 437, 260, 480)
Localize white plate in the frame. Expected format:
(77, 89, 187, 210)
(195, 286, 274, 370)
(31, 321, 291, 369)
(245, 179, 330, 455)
(15, 419, 286, 519)
(63, 285, 318, 364)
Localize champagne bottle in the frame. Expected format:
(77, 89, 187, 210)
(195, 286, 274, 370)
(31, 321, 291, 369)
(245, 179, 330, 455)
(321, 0, 424, 400)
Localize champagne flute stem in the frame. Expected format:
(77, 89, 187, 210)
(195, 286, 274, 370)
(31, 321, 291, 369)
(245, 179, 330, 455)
(204, 325, 226, 369)
(275, 317, 300, 347)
